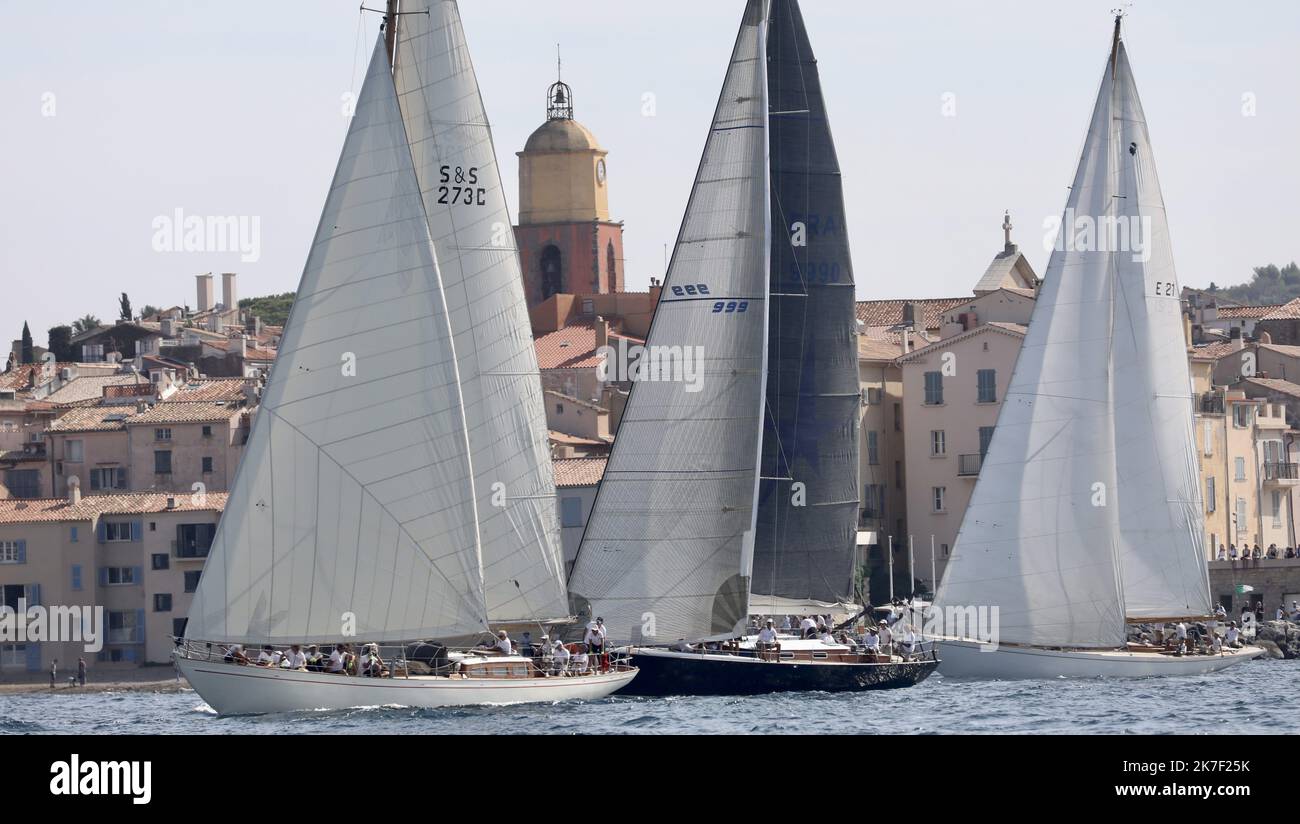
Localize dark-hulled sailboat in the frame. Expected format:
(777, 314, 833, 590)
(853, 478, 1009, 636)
(566, 0, 936, 696)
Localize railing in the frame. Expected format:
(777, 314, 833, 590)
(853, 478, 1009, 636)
(1200, 392, 1225, 414)
(957, 453, 983, 476)
(1263, 462, 1300, 481)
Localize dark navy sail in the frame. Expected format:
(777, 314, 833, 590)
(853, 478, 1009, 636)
(752, 0, 860, 607)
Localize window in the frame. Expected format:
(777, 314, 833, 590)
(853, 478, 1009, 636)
(184, 571, 202, 593)
(0, 541, 23, 564)
(1264, 440, 1284, 464)
(1203, 420, 1213, 457)
(0, 644, 25, 667)
(866, 387, 882, 406)
(176, 524, 217, 558)
(154, 450, 172, 474)
(1235, 498, 1247, 537)
(930, 430, 946, 456)
(862, 485, 885, 519)
(606, 241, 617, 291)
(104, 567, 137, 586)
(81, 343, 104, 362)
(893, 403, 902, 432)
(923, 371, 944, 405)
(201, 425, 212, 438)
(103, 522, 133, 542)
(4, 469, 40, 499)
(540, 244, 563, 300)
(106, 611, 141, 644)
(1234, 457, 1246, 481)
(1206, 477, 1216, 513)
(155, 427, 172, 441)
(977, 369, 997, 403)
(64, 439, 84, 462)
(867, 431, 879, 465)
(932, 486, 947, 513)
(555, 403, 564, 414)
(1233, 404, 1253, 428)
(151, 553, 170, 571)
(1273, 491, 1282, 528)
(942, 543, 950, 556)
(560, 497, 584, 528)
(71, 565, 82, 591)
(89, 466, 127, 491)
(979, 426, 996, 459)
(154, 593, 172, 612)
(201, 456, 213, 474)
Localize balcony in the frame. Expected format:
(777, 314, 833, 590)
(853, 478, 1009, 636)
(1199, 393, 1225, 415)
(1263, 462, 1299, 485)
(958, 453, 983, 476)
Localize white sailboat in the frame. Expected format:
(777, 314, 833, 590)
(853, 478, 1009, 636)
(933, 16, 1261, 679)
(175, 0, 635, 714)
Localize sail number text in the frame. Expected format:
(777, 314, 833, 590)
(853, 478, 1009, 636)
(1151, 280, 1177, 297)
(437, 166, 486, 207)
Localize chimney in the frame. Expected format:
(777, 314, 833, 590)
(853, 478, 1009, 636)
(594, 316, 609, 352)
(1229, 326, 1243, 351)
(1183, 312, 1193, 350)
(196, 273, 214, 312)
(221, 272, 238, 312)
(237, 335, 248, 358)
(902, 302, 918, 328)
(67, 476, 81, 506)
(166, 496, 177, 510)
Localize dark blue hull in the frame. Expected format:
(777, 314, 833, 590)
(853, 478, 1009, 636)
(620, 648, 938, 697)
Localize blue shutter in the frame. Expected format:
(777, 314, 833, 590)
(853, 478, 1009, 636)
(130, 566, 142, 586)
(25, 583, 39, 606)
(96, 522, 106, 543)
(123, 648, 136, 663)
(71, 565, 82, 591)
(98, 567, 109, 587)
(135, 608, 145, 645)
(25, 642, 40, 672)
(70, 526, 78, 543)
(15, 540, 25, 564)
(118, 468, 128, 489)
(130, 521, 143, 542)
(89, 471, 101, 491)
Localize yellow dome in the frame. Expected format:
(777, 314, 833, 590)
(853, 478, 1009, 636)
(523, 118, 602, 153)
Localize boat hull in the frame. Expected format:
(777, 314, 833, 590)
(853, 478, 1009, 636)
(619, 647, 937, 697)
(935, 638, 1264, 680)
(175, 657, 637, 716)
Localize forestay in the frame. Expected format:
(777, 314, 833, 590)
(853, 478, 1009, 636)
(568, 0, 771, 644)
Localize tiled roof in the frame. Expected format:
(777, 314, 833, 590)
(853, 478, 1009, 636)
(535, 323, 602, 370)
(0, 364, 45, 393)
(244, 345, 276, 362)
(896, 321, 1026, 364)
(0, 492, 229, 524)
(553, 457, 607, 488)
(44, 405, 140, 433)
(855, 297, 970, 329)
(168, 379, 250, 403)
(1216, 304, 1283, 320)
(1260, 298, 1300, 321)
(857, 336, 902, 362)
(1240, 377, 1300, 398)
(545, 390, 605, 413)
(43, 374, 147, 406)
(1259, 342, 1300, 359)
(127, 401, 242, 425)
(549, 430, 609, 447)
(1191, 341, 1245, 362)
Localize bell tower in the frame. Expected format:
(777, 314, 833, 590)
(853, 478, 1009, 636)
(515, 52, 624, 308)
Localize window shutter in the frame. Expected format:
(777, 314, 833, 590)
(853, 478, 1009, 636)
(15, 540, 25, 564)
(96, 522, 107, 544)
(71, 564, 82, 591)
(90, 471, 101, 491)
(25, 642, 41, 672)
(25, 582, 39, 606)
(70, 526, 78, 543)
(131, 521, 143, 542)
(99, 567, 109, 587)
(130, 566, 143, 585)
(118, 468, 128, 489)
(135, 608, 145, 644)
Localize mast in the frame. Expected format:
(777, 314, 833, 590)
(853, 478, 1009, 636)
(384, 0, 400, 68)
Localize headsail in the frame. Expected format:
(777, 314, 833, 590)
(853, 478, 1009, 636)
(567, 0, 771, 643)
(752, 0, 861, 607)
(185, 38, 487, 645)
(1109, 32, 1214, 620)
(933, 35, 1129, 649)
(393, 0, 568, 623)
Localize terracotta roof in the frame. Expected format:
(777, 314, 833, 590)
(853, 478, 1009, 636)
(545, 390, 606, 413)
(0, 364, 45, 393)
(855, 297, 969, 329)
(553, 457, 607, 488)
(0, 492, 229, 524)
(1260, 298, 1300, 321)
(548, 430, 609, 447)
(1191, 341, 1245, 361)
(857, 336, 902, 362)
(1216, 304, 1283, 320)
(43, 374, 147, 406)
(168, 379, 251, 403)
(127, 401, 242, 425)
(535, 323, 603, 370)
(244, 345, 276, 362)
(1240, 377, 1300, 399)
(45, 406, 140, 433)
(896, 321, 1026, 364)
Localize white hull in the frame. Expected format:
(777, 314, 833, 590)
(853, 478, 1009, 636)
(175, 657, 637, 716)
(935, 638, 1263, 680)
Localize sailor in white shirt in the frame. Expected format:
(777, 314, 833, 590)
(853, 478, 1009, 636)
(284, 645, 307, 670)
(494, 630, 513, 655)
(256, 646, 276, 667)
(877, 621, 893, 652)
(757, 620, 779, 645)
(899, 628, 918, 658)
(1225, 623, 1241, 648)
(799, 616, 817, 638)
(550, 640, 570, 675)
(863, 629, 880, 652)
(571, 646, 589, 674)
(327, 646, 347, 673)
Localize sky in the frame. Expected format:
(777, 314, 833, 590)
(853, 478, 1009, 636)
(2, 0, 1297, 348)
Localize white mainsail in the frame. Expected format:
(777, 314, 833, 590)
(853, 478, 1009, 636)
(933, 39, 1129, 649)
(393, 1, 568, 623)
(185, 38, 488, 645)
(1109, 40, 1214, 621)
(567, 0, 771, 644)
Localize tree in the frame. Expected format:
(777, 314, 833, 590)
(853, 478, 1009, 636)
(47, 325, 73, 362)
(20, 322, 33, 364)
(118, 292, 132, 321)
(140, 304, 161, 319)
(72, 314, 101, 334)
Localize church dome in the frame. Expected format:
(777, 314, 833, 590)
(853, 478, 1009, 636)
(523, 118, 602, 153)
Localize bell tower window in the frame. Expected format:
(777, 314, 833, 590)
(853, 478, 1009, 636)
(541, 245, 563, 300)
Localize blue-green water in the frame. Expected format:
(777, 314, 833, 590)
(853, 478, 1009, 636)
(3, 658, 1295, 734)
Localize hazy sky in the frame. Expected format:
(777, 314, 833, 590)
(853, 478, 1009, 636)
(2, 0, 1297, 348)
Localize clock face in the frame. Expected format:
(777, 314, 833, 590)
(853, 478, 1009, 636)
(596, 158, 607, 185)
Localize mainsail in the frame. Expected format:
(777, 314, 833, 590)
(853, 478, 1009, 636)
(394, 0, 568, 623)
(567, 0, 771, 643)
(1108, 37, 1214, 621)
(752, 0, 860, 607)
(933, 29, 1130, 649)
(185, 38, 488, 645)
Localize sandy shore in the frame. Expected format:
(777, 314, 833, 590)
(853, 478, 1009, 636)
(0, 669, 192, 696)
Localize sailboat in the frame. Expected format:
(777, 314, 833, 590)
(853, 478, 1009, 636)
(566, 0, 936, 696)
(932, 16, 1261, 679)
(174, 0, 636, 715)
